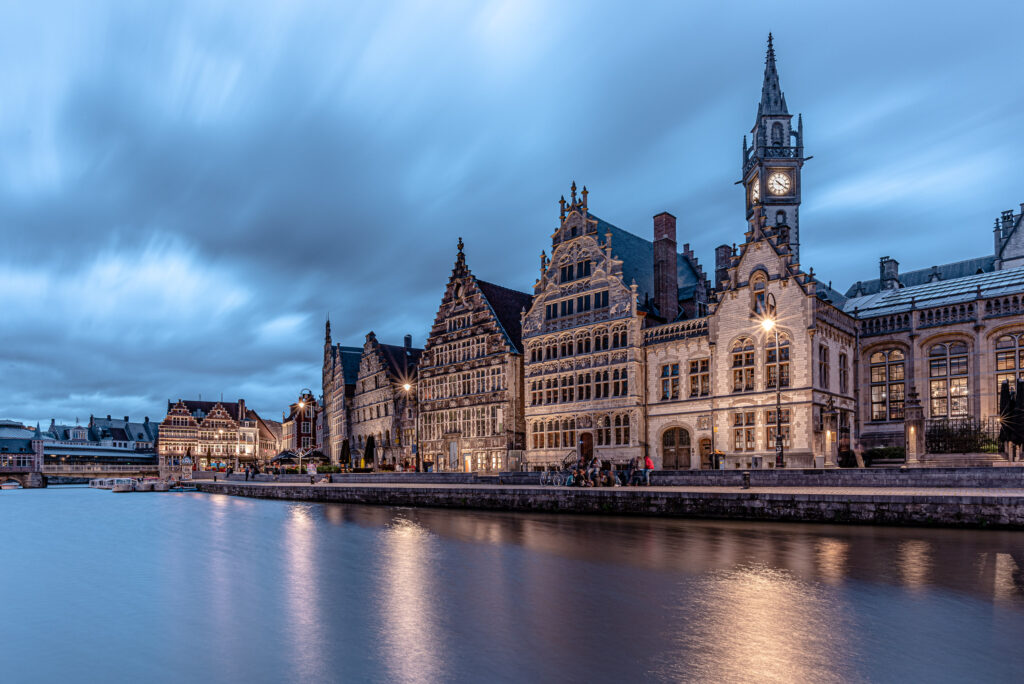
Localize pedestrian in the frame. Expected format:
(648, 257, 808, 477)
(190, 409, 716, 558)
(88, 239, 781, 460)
(643, 454, 654, 486)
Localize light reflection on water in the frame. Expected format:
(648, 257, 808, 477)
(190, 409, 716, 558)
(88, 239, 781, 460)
(1, 487, 1023, 683)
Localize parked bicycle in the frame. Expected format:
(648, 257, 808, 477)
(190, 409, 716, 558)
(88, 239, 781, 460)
(538, 451, 579, 486)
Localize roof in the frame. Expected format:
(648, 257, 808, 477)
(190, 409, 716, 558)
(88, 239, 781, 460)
(592, 214, 703, 315)
(0, 438, 33, 453)
(378, 343, 423, 378)
(814, 278, 848, 308)
(843, 264, 1024, 317)
(845, 256, 996, 298)
(0, 426, 34, 439)
(171, 400, 250, 423)
(334, 345, 363, 386)
(476, 279, 533, 352)
(91, 416, 159, 442)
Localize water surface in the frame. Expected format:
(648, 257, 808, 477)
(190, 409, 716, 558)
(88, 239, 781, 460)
(2, 487, 1023, 683)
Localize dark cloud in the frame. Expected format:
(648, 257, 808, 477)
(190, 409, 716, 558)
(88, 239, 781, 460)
(1, 0, 1022, 424)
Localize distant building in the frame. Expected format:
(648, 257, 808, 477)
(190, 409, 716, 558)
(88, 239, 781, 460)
(281, 390, 319, 452)
(158, 399, 279, 471)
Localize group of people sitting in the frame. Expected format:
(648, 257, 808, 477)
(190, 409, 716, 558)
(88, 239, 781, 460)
(564, 454, 655, 487)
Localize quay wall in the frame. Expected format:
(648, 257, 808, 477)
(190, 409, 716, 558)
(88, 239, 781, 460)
(195, 482, 1024, 529)
(200, 467, 1024, 488)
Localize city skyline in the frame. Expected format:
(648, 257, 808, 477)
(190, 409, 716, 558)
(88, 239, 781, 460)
(2, 1, 1023, 425)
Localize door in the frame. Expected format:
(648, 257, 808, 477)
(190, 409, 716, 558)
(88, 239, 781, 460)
(448, 441, 458, 471)
(662, 428, 691, 470)
(700, 438, 713, 470)
(579, 432, 594, 462)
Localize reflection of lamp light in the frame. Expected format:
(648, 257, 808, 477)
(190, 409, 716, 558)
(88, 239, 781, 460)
(761, 292, 784, 468)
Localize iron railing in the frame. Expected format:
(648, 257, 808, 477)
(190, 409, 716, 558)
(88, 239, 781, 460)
(924, 417, 1001, 454)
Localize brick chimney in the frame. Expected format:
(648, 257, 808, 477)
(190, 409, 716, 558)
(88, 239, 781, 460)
(880, 256, 900, 290)
(404, 334, 412, 349)
(653, 212, 679, 322)
(715, 244, 732, 290)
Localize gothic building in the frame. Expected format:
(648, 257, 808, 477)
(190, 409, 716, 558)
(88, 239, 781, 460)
(349, 332, 422, 468)
(521, 185, 711, 469)
(322, 320, 362, 463)
(418, 239, 532, 472)
(157, 399, 280, 472)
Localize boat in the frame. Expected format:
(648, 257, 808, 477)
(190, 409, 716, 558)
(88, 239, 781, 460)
(134, 478, 156, 492)
(152, 480, 170, 492)
(111, 478, 135, 492)
(1, 481, 19, 490)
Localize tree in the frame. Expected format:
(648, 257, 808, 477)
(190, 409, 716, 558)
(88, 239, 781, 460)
(365, 435, 376, 470)
(339, 439, 351, 466)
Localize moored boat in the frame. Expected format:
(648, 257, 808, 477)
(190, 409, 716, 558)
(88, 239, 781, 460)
(152, 480, 170, 492)
(134, 479, 155, 492)
(111, 478, 135, 492)
(1, 481, 19, 490)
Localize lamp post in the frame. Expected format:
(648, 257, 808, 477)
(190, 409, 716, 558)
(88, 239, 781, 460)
(401, 382, 421, 472)
(761, 292, 785, 469)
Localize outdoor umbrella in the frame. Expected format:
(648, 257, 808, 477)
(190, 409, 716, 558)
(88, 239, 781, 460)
(1014, 379, 1024, 447)
(999, 380, 1013, 444)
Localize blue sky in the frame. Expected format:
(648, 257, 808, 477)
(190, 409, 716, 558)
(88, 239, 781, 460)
(1, 0, 1022, 425)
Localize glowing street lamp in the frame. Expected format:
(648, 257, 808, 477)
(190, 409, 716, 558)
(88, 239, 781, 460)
(762, 292, 785, 469)
(400, 382, 421, 472)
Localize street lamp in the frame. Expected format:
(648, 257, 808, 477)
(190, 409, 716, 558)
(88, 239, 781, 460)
(761, 292, 785, 469)
(401, 382, 421, 472)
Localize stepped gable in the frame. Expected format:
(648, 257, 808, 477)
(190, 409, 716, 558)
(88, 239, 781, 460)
(173, 399, 244, 422)
(475, 279, 533, 352)
(845, 255, 996, 298)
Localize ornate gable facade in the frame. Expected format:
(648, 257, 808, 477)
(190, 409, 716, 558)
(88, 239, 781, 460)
(418, 239, 532, 472)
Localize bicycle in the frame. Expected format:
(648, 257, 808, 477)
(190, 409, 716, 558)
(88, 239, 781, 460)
(538, 451, 579, 486)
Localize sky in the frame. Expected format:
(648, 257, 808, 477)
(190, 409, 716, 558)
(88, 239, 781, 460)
(1, 0, 1022, 426)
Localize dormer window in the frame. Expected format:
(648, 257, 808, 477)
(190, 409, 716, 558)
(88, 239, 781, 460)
(751, 274, 767, 315)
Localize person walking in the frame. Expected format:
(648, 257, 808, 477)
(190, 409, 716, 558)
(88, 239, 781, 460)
(643, 454, 654, 486)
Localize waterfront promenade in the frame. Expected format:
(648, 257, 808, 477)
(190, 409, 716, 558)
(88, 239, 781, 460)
(195, 477, 1024, 529)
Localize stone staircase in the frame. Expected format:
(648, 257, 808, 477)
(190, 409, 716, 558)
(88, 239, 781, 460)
(919, 452, 1011, 467)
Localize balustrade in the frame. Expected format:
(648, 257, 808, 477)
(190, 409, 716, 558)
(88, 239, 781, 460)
(917, 303, 975, 328)
(643, 318, 709, 345)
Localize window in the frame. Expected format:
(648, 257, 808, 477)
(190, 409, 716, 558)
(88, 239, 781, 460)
(597, 416, 611, 446)
(560, 299, 574, 317)
(752, 275, 766, 315)
(732, 338, 755, 392)
(765, 334, 790, 390)
(732, 411, 756, 452)
(689, 359, 710, 397)
(819, 345, 830, 390)
(577, 372, 592, 400)
(612, 368, 628, 397)
(593, 291, 609, 309)
(869, 349, 905, 421)
(595, 370, 610, 399)
(766, 409, 791, 449)
(301, 422, 311, 434)
(560, 375, 575, 403)
(611, 327, 628, 348)
(929, 342, 969, 417)
(561, 419, 576, 449)
(576, 294, 591, 312)
(614, 415, 630, 445)
(576, 335, 591, 355)
(995, 333, 1024, 392)
(839, 353, 849, 394)
(594, 329, 610, 351)
(661, 363, 680, 400)
(545, 303, 557, 320)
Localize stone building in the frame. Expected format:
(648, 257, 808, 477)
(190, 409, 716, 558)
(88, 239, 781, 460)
(521, 185, 711, 468)
(349, 332, 422, 468)
(418, 239, 532, 472)
(321, 320, 362, 463)
(158, 399, 279, 472)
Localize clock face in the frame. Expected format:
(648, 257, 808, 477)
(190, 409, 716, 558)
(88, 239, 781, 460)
(749, 179, 760, 203)
(767, 172, 792, 196)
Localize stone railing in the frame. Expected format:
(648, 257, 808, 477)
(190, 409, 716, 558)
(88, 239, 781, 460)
(858, 312, 913, 337)
(983, 295, 1024, 319)
(918, 303, 975, 328)
(643, 318, 709, 345)
(815, 299, 856, 335)
(743, 145, 801, 172)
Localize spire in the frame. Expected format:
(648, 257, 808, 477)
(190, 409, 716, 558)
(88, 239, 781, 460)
(325, 316, 331, 344)
(758, 32, 788, 116)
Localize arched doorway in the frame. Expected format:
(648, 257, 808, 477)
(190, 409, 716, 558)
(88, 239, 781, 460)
(699, 438, 713, 470)
(662, 428, 691, 469)
(579, 432, 594, 462)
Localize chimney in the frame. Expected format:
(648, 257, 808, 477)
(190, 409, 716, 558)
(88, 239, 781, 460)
(124, 416, 129, 423)
(880, 256, 900, 290)
(144, 417, 149, 423)
(107, 415, 111, 420)
(652, 212, 679, 322)
(404, 334, 412, 349)
(238, 399, 246, 417)
(715, 244, 732, 290)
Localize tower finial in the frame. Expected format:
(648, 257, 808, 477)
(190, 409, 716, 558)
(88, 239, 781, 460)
(570, 180, 577, 204)
(457, 236, 464, 254)
(757, 32, 787, 117)
(325, 316, 331, 344)
(559, 195, 566, 221)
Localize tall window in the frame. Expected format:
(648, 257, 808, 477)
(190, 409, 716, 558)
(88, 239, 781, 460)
(765, 334, 790, 389)
(595, 370, 610, 399)
(596, 416, 611, 446)
(995, 333, 1024, 390)
(577, 372, 592, 400)
(819, 345, 830, 389)
(752, 275, 767, 315)
(869, 349, 905, 421)
(839, 353, 849, 394)
(766, 408, 791, 449)
(561, 419, 576, 449)
(661, 363, 679, 400)
(732, 411, 756, 451)
(689, 359, 710, 397)
(612, 368, 628, 397)
(929, 342, 969, 418)
(613, 415, 630, 445)
(732, 338, 755, 393)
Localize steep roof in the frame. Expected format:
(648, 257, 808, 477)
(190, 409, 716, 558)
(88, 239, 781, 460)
(843, 264, 1024, 317)
(476, 279, 533, 352)
(592, 214, 704, 315)
(378, 343, 423, 379)
(335, 345, 363, 386)
(844, 255, 996, 298)
(172, 400, 248, 423)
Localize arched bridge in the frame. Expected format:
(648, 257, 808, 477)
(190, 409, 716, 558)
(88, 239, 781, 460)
(1, 464, 160, 488)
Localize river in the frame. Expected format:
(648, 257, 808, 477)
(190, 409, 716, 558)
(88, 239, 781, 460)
(2, 487, 1023, 683)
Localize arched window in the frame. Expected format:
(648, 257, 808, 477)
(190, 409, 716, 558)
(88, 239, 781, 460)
(819, 345, 830, 390)
(771, 121, 784, 146)
(611, 326, 628, 349)
(839, 353, 849, 394)
(751, 274, 767, 315)
(732, 337, 755, 392)
(869, 349, 905, 421)
(775, 210, 787, 226)
(996, 333, 1024, 391)
(929, 342, 969, 418)
(594, 328, 610, 352)
(765, 333, 790, 389)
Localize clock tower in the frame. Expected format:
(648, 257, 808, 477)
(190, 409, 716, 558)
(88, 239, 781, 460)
(742, 34, 805, 264)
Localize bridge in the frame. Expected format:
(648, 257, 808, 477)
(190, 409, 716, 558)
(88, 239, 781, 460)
(1, 463, 160, 488)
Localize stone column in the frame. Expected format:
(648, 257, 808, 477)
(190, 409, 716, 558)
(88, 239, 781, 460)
(904, 387, 926, 465)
